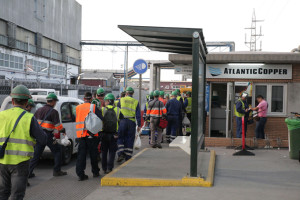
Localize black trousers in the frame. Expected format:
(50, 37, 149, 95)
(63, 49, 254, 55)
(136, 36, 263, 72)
(0, 160, 30, 200)
(101, 133, 117, 171)
(29, 133, 62, 175)
(76, 137, 100, 177)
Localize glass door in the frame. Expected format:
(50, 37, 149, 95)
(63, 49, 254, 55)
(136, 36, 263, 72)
(226, 82, 234, 138)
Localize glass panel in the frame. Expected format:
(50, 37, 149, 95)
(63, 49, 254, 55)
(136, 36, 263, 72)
(255, 85, 267, 106)
(61, 103, 72, 122)
(5, 54, 9, 60)
(70, 102, 79, 121)
(0, 60, 3, 66)
(0, 53, 3, 59)
(5, 61, 9, 67)
(271, 86, 283, 112)
(10, 62, 14, 68)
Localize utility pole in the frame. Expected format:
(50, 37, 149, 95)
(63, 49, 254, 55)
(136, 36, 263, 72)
(245, 9, 264, 51)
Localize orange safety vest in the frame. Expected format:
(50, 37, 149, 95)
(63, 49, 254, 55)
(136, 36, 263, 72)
(75, 103, 97, 138)
(37, 109, 63, 134)
(158, 97, 167, 106)
(146, 100, 167, 118)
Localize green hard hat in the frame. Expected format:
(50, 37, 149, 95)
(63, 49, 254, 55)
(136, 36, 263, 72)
(126, 87, 134, 92)
(153, 90, 160, 97)
(149, 91, 154, 98)
(97, 87, 105, 95)
(165, 94, 170, 97)
(172, 91, 178, 96)
(159, 91, 165, 96)
(10, 85, 31, 99)
(27, 99, 35, 107)
(91, 98, 100, 105)
(104, 93, 115, 100)
(186, 91, 192, 95)
(46, 93, 59, 101)
(175, 89, 181, 94)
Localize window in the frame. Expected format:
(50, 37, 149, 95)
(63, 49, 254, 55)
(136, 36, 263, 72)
(70, 102, 79, 120)
(253, 84, 287, 115)
(61, 103, 73, 123)
(0, 53, 4, 66)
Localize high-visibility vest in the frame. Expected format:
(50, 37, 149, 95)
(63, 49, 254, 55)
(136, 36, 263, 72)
(146, 100, 167, 118)
(37, 107, 63, 134)
(177, 96, 182, 102)
(114, 99, 119, 107)
(234, 99, 245, 117)
(186, 97, 192, 113)
(102, 105, 121, 131)
(75, 103, 97, 138)
(0, 107, 36, 165)
(120, 96, 138, 122)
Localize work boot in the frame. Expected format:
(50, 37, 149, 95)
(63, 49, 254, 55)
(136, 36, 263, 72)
(157, 144, 162, 149)
(105, 169, 112, 174)
(151, 144, 157, 148)
(78, 174, 88, 181)
(117, 154, 125, 163)
(93, 172, 100, 178)
(53, 171, 67, 177)
(28, 173, 35, 179)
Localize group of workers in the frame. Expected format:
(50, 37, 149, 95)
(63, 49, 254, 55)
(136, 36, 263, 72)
(0, 84, 193, 199)
(144, 89, 192, 146)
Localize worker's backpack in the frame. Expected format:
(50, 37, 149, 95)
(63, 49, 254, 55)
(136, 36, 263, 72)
(85, 104, 102, 135)
(103, 107, 118, 133)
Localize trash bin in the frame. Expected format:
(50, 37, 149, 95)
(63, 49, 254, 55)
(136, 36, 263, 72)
(285, 118, 300, 159)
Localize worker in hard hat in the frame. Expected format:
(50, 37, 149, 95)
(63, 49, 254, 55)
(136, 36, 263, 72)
(158, 91, 166, 106)
(96, 87, 106, 108)
(184, 91, 192, 135)
(101, 93, 124, 174)
(25, 98, 35, 113)
(0, 85, 47, 200)
(175, 89, 185, 136)
(165, 93, 170, 104)
(29, 93, 67, 178)
(234, 92, 250, 138)
(117, 87, 141, 162)
(165, 91, 182, 142)
(146, 90, 167, 148)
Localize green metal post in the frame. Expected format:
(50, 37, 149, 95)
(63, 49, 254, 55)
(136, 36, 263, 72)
(190, 32, 200, 177)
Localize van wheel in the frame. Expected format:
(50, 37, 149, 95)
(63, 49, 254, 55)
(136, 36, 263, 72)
(62, 140, 73, 165)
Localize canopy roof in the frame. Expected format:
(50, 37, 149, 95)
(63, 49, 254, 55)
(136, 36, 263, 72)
(118, 25, 207, 55)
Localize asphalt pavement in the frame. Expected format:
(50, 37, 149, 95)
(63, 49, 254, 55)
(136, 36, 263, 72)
(24, 136, 300, 200)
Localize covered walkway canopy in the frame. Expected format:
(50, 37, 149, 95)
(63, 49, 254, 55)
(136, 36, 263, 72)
(119, 25, 207, 177)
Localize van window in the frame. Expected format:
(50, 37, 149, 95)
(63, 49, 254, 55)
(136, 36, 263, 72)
(70, 102, 79, 120)
(30, 91, 47, 95)
(61, 103, 73, 123)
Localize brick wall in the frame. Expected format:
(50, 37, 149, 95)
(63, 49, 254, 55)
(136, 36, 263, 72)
(204, 137, 288, 148)
(292, 64, 300, 82)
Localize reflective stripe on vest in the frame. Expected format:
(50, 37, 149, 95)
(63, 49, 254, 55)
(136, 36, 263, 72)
(120, 96, 138, 122)
(146, 100, 167, 117)
(234, 99, 245, 117)
(0, 107, 35, 165)
(102, 105, 120, 130)
(186, 97, 192, 113)
(75, 103, 97, 138)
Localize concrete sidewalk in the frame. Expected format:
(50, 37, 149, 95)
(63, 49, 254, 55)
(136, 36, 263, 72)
(85, 148, 300, 200)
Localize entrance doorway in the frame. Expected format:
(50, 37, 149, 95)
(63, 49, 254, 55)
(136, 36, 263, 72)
(209, 82, 234, 137)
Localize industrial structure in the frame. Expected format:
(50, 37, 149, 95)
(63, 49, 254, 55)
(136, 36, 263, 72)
(0, 0, 81, 85)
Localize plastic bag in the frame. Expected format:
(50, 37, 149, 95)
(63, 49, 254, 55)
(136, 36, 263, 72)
(134, 133, 142, 150)
(58, 135, 71, 146)
(285, 118, 300, 131)
(182, 115, 191, 126)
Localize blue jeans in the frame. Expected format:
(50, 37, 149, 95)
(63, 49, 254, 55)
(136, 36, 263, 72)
(255, 117, 267, 139)
(236, 117, 248, 138)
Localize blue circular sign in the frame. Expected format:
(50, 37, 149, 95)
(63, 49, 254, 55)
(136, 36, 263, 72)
(133, 59, 148, 74)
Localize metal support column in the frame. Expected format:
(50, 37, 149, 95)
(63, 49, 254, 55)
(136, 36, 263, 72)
(139, 74, 142, 110)
(190, 33, 200, 177)
(156, 66, 160, 90)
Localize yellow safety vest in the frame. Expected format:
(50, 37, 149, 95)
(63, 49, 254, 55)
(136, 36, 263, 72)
(177, 96, 182, 101)
(186, 97, 192, 113)
(234, 99, 245, 117)
(0, 107, 36, 165)
(102, 105, 121, 131)
(120, 96, 138, 122)
(114, 99, 119, 107)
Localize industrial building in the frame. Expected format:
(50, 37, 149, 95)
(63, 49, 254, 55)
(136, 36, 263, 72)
(0, 0, 81, 85)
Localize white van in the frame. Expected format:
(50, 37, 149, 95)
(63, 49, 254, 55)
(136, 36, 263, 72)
(0, 95, 83, 165)
(29, 89, 59, 96)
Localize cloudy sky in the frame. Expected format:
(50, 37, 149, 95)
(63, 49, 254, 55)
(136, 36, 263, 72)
(76, 0, 299, 80)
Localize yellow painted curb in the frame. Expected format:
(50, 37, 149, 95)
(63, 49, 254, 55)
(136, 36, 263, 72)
(101, 149, 216, 187)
